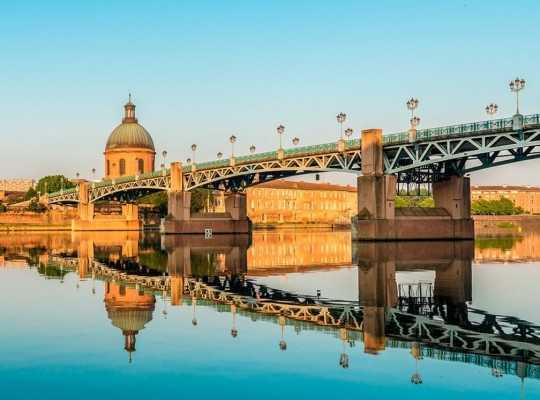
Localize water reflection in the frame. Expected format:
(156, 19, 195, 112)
(2, 230, 540, 396)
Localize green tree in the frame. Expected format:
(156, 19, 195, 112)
(27, 199, 46, 213)
(0, 203, 7, 213)
(190, 189, 214, 212)
(23, 187, 38, 201)
(138, 191, 167, 214)
(35, 175, 75, 194)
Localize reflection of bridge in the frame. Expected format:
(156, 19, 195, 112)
(48, 238, 540, 380)
(43, 113, 540, 238)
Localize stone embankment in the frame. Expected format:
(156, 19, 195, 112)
(0, 210, 76, 231)
(473, 215, 540, 235)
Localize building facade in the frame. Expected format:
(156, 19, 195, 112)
(104, 95, 156, 180)
(239, 180, 357, 224)
(471, 185, 540, 214)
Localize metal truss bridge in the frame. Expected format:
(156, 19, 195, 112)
(48, 113, 540, 204)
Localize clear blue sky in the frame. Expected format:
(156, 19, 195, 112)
(1, 0, 540, 185)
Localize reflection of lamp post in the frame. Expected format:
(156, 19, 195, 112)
(410, 341, 423, 384)
(162, 290, 168, 319)
(491, 359, 503, 378)
(91, 270, 96, 295)
(231, 304, 238, 338)
(510, 78, 526, 115)
(339, 328, 349, 368)
(192, 298, 197, 326)
(279, 314, 287, 350)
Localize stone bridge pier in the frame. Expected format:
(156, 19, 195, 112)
(353, 129, 474, 240)
(72, 182, 142, 231)
(163, 162, 252, 234)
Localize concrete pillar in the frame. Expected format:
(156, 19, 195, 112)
(167, 191, 191, 221)
(169, 162, 183, 192)
(433, 175, 471, 219)
(225, 193, 248, 220)
(121, 203, 139, 222)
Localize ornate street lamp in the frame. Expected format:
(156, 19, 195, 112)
(250, 145, 256, 154)
(407, 98, 420, 143)
(277, 125, 285, 150)
(486, 103, 498, 120)
(92, 168, 96, 181)
(76, 172, 80, 179)
(186, 158, 191, 165)
(292, 137, 299, 147)
(230, 135, 236, 157)
(162, 150, 167, 166)
(345, 128, 353, 139)
(336, 112, 346, 139)
(509, 78, 525, 115)
(191, 144, 197, 164)
(217, 152, 223, 159)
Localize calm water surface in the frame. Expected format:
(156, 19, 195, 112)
(1, 230, 540, 399)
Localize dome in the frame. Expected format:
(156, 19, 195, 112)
(105, 94, 155, 151)
(106, 123, 155, 150)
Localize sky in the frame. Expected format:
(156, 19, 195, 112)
(1, 0, 540, 185)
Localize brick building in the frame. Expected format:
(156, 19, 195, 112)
(471, 185, 540, 214)
(240, 180, 357, 224)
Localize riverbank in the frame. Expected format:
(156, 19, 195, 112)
(473, 215, 540, 235)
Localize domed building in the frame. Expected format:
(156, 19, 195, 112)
(104, 95, 156, 180)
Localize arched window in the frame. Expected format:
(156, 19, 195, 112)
(119, 159, 126, 175)
(106, 160, 110, 176)
(138, 158, 144, 174)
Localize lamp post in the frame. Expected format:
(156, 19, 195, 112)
(186, 158, 191, 165)
(162, 150, 167, 166)
(407, 98, 420, 143)
(92, 168, 96, 181)
(486, 103, 498, 120)
(250, 145, 256, 154)
(191, 144, 197, 164)
(336, 112, 346, 139)
(345, 128, 353, 140)
(337, 112, 347, 151)
(277, 125, 285, 149)
(217, 152, 223, 159)
(292, 137, 299, 147)
(510, 78, 525, 115)
(230, 135, 236, 157)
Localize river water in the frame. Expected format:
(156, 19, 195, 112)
(1, 229, 539, 399)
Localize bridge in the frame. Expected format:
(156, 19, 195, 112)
(44, 112, 540, 238)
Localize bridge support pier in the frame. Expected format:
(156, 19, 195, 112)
(72, 182, 142, 231)
(164, 192, 252, 234)
(352, 129, 474, 240)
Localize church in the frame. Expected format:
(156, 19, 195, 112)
(104, 95, 156, 180)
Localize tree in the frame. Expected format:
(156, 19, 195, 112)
(23, 187, 38, 201)
(138, 192, 167, 215)
(35, 175, 75, 194)
(0, 203, 7, 213)
(190, 189, 214, 212)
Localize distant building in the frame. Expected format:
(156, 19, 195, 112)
(104, 95, 156, 180)
(471, 185, 540, 214)
(0, 179, 35, 200)
(242, 180, 357, 224)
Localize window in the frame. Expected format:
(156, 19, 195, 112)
(106, 160, 110, 176)
(138, 158, 144, 173)
(119, 159, 126, 175)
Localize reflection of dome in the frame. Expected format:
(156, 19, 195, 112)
(106, 307, 154, 333)
(105, 95, 155, 150)
(104, 283, 156, 361)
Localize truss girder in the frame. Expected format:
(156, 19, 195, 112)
(182, 150, 362, 191)
(88, 175, 170, 202)
(384, 128, 540, 176)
